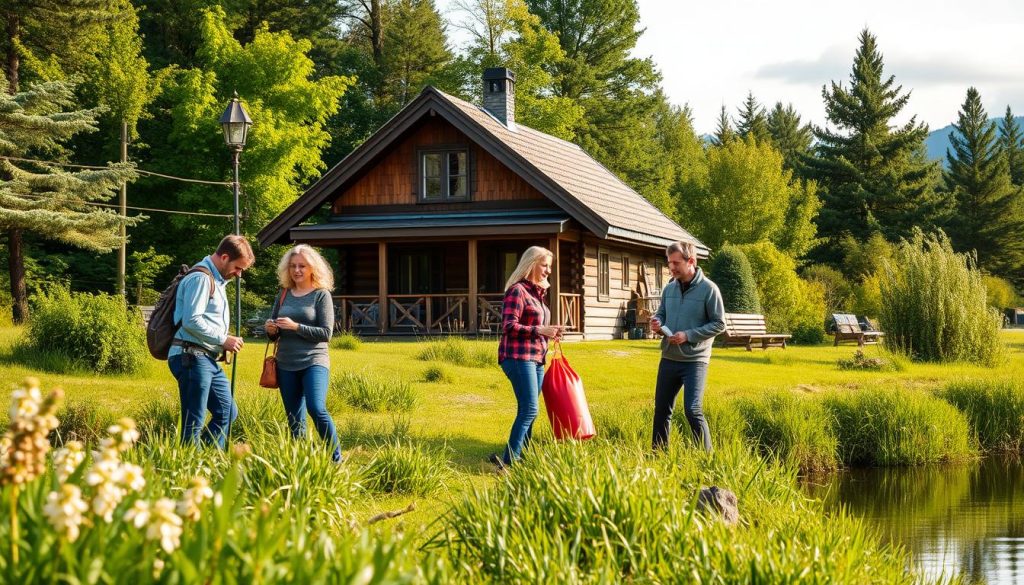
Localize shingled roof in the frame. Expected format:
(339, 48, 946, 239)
(258, 86, 707, 255)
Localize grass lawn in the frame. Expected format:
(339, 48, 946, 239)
(2, 326, 1023, 530)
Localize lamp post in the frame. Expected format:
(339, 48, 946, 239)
(219, 92, 252, 441)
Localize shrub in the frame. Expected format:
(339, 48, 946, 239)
(851, 271, 882, 318)
(708, 244, 761, 313)
(422, 364, 454, 383)
(824, 387, 975, 466)
(418, 337, 493, 367)
(362, 439, 451, 495)
(330, 371, 416, 412)
(737, 390, 840, 472)
(802, 264, 854, 316)
(330, 331, 362, 350)
(941, 379, 1024, 452)
(27, 286, 148, 374)
(879, 230, 1004, 365)
(836, 349, 906, 372)
(983, 274, 1018, 311)
(52, 401, 116, 445)
(737, 242, 826, 342)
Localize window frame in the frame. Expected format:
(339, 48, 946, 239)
(597, 248, 610, 301)
(654, 258, 665, 291)
(621, 254, 631, 290)
(417, 146, 472, 203)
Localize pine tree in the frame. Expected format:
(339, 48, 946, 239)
(804, 29, 943, 255)
(0, 81, 138, 321)
(708, 245, 761, 313)
(712, 105, 735, 146)
(381, 0, 453, 105)
(944, 87, 1024, 280)
(767, 102, 812, 173)
(735, 91, 769, 143)
(999, 106, 1024, 186)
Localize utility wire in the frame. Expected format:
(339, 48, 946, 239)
(1, 155, 234, 186)
(7, 192, 236, 218)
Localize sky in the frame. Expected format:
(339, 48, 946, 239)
(436, 0, 1024, 135)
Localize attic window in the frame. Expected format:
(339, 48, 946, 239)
(420, 149, 469, 202)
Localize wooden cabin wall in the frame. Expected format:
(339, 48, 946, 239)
(333, 118, 547, 211)
(582, 237, 669, 340)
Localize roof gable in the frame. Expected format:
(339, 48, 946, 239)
(258, 87, 706, 254)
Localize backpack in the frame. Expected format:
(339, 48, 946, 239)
(146, 264, 216, 360)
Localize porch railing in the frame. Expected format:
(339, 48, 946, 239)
(336, 292, 582, 334)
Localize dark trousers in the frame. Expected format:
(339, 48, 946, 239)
(652, 358, 711, 452)
(278, 365, 341, 462)
(169, 353, 238, 449)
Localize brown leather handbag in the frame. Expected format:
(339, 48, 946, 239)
(259, 289, 287, 389)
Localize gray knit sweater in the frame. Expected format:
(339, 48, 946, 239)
(268, 288, 334, 371)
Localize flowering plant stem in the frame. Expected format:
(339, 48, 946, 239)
(10, 485, 19, 565)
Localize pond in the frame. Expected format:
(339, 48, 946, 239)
(802, 458, 1024, 584)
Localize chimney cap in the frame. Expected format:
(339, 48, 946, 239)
(482, 68, 516, 83)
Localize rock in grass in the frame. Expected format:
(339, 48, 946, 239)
(697, 486, 739, 526)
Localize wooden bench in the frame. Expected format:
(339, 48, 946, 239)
(832, 313, 885, 346)
(721, 313, 791, 351)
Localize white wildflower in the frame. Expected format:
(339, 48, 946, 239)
(149, 498, 183, 553)
(124, 499, 151, 528)
(106, 418, 140, 452)
(177, 476, 214, 522)
(9, 386, 41, 420)
(43, 484, 88, 542)
(91, 482, 127, 523)
(53, 441, 86, 483)
(120, 463, 146, 493)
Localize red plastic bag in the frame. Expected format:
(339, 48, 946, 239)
(542, 343, 596, 440)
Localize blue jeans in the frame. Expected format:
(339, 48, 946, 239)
(278, 366, 341, 462)
(501, 359, 545, 465)
(169, 354, 238, 449)
(652, 359, 711, 452)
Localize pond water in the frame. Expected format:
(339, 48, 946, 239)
(802, 458, 1024, 584)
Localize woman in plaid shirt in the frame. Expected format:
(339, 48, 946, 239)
(490, 246, 563, 469)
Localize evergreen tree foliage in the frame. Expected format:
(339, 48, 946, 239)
(766, 102, 812, 173)
(684, 136, 819, 257)
(0, 81, 138, 321)
(452, 0, 583, 140)
(944, 87, 1024, 281)
(999, 106, 1024, 186)
(708, 244, 761, 313)
(804, 29, 943, 255)
(382, 0, 453, 105)
(735, 91, 769, 144)
(711, 105, 735, 146)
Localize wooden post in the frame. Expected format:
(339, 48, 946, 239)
(468, 238, 478, 333)
(378, 242, 388, 334)
(549, 237, 561, 327)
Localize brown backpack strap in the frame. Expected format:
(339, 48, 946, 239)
(187, 266, 216, 299)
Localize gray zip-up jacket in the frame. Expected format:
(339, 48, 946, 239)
(654, 268, 726, 363)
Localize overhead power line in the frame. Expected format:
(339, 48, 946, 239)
(7, 192, 235, 219)
(0, 155, 234, 186)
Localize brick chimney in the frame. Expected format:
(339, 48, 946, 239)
(482, 68, 516, 129)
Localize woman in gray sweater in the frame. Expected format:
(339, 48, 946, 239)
(264, 244, 340, 462)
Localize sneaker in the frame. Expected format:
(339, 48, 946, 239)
(487, 452, 507, 471)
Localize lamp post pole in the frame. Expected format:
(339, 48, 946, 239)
(220, 92, 252, 444)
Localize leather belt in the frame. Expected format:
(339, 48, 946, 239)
(171, 339, 221, 360)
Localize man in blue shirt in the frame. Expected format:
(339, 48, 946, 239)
(169, 235, 255, 448)
(649, 240, 726, 452)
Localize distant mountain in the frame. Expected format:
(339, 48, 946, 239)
(926, 116, 1024, 166)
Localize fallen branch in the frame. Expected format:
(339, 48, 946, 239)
(367, 502, 416, 525)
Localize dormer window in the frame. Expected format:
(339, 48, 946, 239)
(420, 148, 470, 201)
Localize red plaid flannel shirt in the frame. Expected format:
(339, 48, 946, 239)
(497, 280, 550, 364)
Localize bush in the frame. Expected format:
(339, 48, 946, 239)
(737, 242, 826, 342)
(330, 371, 416, 412)
(708, 244, 761, 313)
(737, 390, 839, 472)
(422, 364, 454, 383)
(983, 274, 1018, 311)
(836, 349, 906, 372)
(802, 264, 854, 316)
(941, 379, 1024, 453)
(879, 230, 1004, 365)
(330, 331, 362, 350)
(824, 387, 975, 466)
(27, 286, 148, 374)
(362, 439, 451, 495)
(418, 337, 493, 367)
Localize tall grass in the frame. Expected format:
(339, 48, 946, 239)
(330, 331, 362, 350)
(330, 370, 417, 412)
(361, 439, 451, 495)
(429, 441, 919, 583)
(417, 337, 493, 367)
(941, 379, 1024, 452)
(737, 390, 840, 472)
(824, 386, 976, 465)
(880, 230, 1004, 365)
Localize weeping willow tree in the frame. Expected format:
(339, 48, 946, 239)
(0, 80, 137, 322)
(879, 229, 1004, 365)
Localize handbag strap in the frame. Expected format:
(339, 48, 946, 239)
(266, 288, 287, 356)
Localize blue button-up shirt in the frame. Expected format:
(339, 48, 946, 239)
(168, 256, 229, 358)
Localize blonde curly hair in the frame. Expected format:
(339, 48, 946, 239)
(276, 244, 335, 291)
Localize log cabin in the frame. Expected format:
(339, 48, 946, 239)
(258, 68, 708, 339)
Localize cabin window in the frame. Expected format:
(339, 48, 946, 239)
(654, 258, 665, 291)
(420, 149, 469, 201)
(621, 255, 631, 290)
(598, 249, 610, 301)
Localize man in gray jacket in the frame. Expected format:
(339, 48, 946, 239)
(649, 240, 726, 452)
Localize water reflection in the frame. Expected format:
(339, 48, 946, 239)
(802, 458, 1024, 584)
